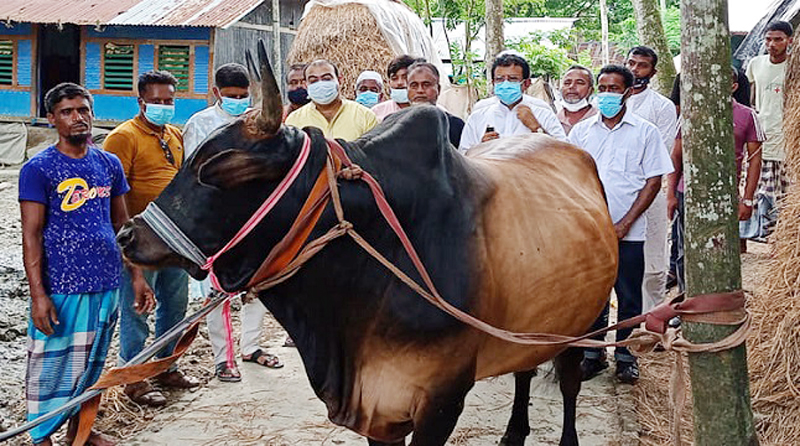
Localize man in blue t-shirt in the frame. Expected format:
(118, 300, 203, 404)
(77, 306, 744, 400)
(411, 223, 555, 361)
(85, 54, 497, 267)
(19, 83, 154, 446)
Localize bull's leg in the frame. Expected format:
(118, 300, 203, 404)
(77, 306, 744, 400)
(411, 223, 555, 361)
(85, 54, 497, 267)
(554, 347, 583, 446)
(408, 381, 473, 446)
(367, 439, 405, 446)
(499, 369, 536, 446)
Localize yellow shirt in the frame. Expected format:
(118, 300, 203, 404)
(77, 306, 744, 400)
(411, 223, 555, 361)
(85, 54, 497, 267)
(285, 99, 378, 141)
(103, 115, 184, 216)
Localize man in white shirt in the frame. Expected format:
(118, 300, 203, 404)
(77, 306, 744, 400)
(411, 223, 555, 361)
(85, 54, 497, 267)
(569, 65, 673, 384)
(459, 53, 567, 151)
(746, 20, 793, 239)
(183, 63, 282, 383)
(624, 46, 677, 314)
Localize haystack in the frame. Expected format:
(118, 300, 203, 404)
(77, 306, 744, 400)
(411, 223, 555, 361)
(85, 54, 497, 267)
(287, 3, 395, 100)
(634, 48, 800, 445)
(747, 46, 800, 444)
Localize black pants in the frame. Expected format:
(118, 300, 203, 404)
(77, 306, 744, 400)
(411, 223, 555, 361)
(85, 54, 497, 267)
(584, 240, 645, 364)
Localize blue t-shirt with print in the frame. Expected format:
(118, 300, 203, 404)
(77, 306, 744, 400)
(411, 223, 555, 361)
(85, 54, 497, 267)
(19, 145, 130, 295)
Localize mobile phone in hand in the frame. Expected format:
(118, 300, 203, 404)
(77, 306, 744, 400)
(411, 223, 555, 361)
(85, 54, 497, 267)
(485, 125, 495, 133)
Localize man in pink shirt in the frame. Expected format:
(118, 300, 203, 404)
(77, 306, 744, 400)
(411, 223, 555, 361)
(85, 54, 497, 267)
(667, 68, 764, 291)
(372, 55, 425, 121)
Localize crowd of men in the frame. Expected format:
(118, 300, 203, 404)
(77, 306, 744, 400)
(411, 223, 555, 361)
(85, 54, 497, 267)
(17, 20, 791, 444)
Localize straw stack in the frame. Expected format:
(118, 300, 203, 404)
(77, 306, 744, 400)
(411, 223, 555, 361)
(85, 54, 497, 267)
(287, 3, 396, 100)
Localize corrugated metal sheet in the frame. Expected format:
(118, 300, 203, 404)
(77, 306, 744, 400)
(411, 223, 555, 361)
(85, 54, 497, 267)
(0, 1, 142, 26)
(0, 0, 266, 28)
(107, 0, 266, 28)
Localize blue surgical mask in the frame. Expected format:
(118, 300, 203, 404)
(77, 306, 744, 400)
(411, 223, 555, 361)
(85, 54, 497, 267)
(220, 96, 250, 116)
(596, 92, 626, 118)
(390, 88, 409, 104)
(494, 81, 523, 106)
(144, 103, 175, 126)
(308, 80, 339, 105)
(355, 91, 380, 108)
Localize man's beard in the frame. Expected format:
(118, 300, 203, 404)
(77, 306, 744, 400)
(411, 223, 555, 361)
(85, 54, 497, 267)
(66, 132, 91, 145)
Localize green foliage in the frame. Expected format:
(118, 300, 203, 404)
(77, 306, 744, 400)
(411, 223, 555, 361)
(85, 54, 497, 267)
(506, 32, 574, 78)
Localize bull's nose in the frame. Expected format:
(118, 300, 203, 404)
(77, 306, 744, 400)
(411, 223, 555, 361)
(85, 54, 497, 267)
(117, 223, 135, 249)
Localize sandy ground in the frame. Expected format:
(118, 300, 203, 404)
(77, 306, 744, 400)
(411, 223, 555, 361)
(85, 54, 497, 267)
(127, 323, 638, 446)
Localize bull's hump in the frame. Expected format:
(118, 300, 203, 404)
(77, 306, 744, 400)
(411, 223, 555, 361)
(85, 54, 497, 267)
(466, 134, 575, 161)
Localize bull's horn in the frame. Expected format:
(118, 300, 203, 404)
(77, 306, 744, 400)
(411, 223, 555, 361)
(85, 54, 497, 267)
(255, 39, 283, 135)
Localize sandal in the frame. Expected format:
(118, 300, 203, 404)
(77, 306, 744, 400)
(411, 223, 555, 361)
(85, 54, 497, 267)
(215, 362, 242, 382)
(124, 381, 167, 407)
(242, 349, 284, 369)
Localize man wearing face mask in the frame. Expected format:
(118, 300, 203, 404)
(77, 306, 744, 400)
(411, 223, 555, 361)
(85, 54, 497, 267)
(459, 52, 567, 152)
(184, 63, 252, 157)
(624, 46, 677, 320)
(354, 70, 384, 108)
(372, 55, 424, 121)
(104, 71, 198, 406)
(568, 65, 673, 384)
(181, 63, 284, 382)
(558, 65, 597, 135)
(285, 59, 378, 140)
(284, 63, 309, 120)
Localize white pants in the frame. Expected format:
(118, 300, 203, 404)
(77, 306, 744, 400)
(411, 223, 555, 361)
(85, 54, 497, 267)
(642, 191, 668, 313)
(195, 277, 268, 366)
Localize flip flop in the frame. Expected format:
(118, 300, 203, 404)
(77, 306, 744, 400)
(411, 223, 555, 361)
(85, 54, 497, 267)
(215, 362, 242, 382)
(242, 349, 284, 369)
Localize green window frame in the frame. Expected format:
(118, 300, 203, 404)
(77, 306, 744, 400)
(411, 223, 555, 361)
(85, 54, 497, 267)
(0, 40, 13, 86)
(157, 45, 190, 91)
(103, 42, 135, 91)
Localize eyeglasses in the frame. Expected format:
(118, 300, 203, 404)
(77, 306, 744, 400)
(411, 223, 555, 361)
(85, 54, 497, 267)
(159, 139, 175, 165)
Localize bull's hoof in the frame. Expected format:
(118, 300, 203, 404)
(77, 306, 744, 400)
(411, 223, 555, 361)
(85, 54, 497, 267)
(498, 432, 526, 446)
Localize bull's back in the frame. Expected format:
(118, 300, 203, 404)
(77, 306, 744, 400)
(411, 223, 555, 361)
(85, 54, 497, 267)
(465, 135, 618, 379)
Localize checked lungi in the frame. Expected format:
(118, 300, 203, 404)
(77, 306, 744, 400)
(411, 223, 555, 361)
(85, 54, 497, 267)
(25, 289, 119, 444)
(756, 159, 790, 238)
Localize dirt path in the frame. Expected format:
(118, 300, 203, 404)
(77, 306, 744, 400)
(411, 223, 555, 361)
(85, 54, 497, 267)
(128, 327, 637, 446)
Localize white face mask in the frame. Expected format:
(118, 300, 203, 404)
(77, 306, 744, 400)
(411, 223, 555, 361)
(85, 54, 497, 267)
(561, 98, 590, 112)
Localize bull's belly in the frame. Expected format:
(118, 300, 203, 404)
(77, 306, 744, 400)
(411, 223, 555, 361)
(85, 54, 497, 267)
(335, 337, 479, 442)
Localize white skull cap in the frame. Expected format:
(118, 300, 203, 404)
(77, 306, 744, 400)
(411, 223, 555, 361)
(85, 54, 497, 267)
(356, 71, 384, 88)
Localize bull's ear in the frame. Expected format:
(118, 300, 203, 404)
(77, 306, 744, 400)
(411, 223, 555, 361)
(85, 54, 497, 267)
(197, 149, 279, 189)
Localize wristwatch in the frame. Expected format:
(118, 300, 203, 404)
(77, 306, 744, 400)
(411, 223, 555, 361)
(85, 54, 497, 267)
(741, 198, 754, 207)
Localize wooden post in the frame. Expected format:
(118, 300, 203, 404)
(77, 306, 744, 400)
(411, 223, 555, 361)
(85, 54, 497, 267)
(680, 0, 759, 444)
(599, 0, 609, 65)
(485, 0, 504, 70)
(632, 0, 677, 95)
(272, 0, 283, 90)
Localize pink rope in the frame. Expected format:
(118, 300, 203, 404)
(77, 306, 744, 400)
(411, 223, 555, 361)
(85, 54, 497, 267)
(202, 134, 312, 292)
(222, 299, 235, 369)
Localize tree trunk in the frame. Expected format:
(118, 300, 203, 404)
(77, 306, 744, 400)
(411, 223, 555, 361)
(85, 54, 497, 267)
(485, 0, 504, 71)
(633, 0, 677, 96)
(599, 0, 609, 65)
(680, 0, 759, 445)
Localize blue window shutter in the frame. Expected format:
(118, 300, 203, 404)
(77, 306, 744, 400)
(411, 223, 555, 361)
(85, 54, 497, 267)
(194, 45, 209, 94)
(16, 40, 31, 86)
(138, 44, 154, 74)
(85, 43, 101, 89)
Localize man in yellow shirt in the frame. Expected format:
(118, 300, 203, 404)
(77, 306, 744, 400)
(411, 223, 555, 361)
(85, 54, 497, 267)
(285, 59, 378, 140)
(103, 70, 197, 408)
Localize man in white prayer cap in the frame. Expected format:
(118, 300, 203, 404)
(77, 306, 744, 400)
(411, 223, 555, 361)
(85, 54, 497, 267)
(354, 70, 385, 108)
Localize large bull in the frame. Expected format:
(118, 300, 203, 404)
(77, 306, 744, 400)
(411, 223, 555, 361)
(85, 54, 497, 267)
(117, 47, 618, 446)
